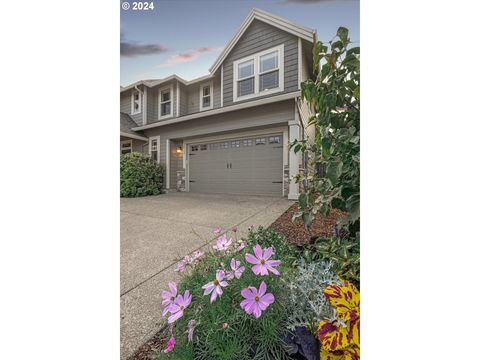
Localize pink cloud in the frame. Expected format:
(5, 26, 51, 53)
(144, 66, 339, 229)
(157, 47, 223, 68)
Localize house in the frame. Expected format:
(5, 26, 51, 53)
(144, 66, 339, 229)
(120, 8, 316, 199)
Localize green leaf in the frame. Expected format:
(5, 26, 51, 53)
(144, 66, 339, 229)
(298, 193, 308, 209)
(337, 27, 349, 43)
(326, 160, 343, 185)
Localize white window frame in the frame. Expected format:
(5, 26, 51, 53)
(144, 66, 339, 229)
(120, 139, 132, 154)
(158, 85, 173, 120)
(149, 136, 160, 163)
(131, 90, 142, 115)
(199, 82, 213, 111)
(233, 44, 284, 102)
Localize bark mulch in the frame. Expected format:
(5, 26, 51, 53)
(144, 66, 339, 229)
(269, 202, 346, 246)
(128, 326, 167, 360)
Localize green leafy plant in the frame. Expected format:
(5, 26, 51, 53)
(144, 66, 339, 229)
(291, 27, 360, 233)
(300, 237, 360, 288)
(157, 227, 297, 360)
(120, 152, 165, 197)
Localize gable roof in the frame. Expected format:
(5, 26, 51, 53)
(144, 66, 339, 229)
(209, 8, 315, 74)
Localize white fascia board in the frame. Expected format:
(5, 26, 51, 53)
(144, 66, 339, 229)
(131, 91, 300, 131)
(120, 132, 148, 141)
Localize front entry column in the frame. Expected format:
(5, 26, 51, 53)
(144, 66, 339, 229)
(288, 120, 301, 200)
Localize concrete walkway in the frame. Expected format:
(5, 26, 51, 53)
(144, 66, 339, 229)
(120, 192, 291, 359)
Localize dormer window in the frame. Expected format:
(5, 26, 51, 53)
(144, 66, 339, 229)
(159, 85, 173, 119)
(131, 90, 142, 115)
(233, 44, 284, 102)
(200, 83, 213, 111)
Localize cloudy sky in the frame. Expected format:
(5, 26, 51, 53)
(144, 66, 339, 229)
(120, 0, 359, 86)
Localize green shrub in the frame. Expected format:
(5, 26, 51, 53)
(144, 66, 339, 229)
(120, 152, 165, 197)
(158, 227, 297, 360)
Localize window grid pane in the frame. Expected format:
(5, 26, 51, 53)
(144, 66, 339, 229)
(260, 71, 279, 91)
(238, 78, 254, 97)
(255, 138, 266, 145)
(260, 51, 278, 73)
(238, 60, 254, 79)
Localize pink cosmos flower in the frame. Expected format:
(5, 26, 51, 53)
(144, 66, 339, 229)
(163, 336, 175, 353)
(214, 227, 223, 235)
(202, 270, 228, 303)
(232, 225, 238, 233)
(236, 241, 247, 252)
(161, 282, 177, 316)
(245, 244, 281, 276)
(240, 281, 275, 318)
(192, 250, 204, 260)
(225, 271, 235, 281)
(230, 258, 245, 279)
(213, 234, 233, 251)
(187, 320, 196, 342)
(174, 260, 187, 273)
(168, 290, 192, 323)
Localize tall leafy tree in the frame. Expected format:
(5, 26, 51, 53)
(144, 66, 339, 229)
(292, 27, 360, 239)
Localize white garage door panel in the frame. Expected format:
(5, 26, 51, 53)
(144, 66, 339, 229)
(188, 134, 283, 196)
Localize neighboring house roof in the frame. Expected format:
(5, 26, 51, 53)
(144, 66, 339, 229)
(120, 74, 215, 93)
(120, 113, 148, 141)
(120, 8, 315, 93)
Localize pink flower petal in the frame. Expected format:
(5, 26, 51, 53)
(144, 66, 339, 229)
(251, 264, 262, 275)
(258, 281, 267, 296)
(267, 260, 281, 266)
(168, 282, 177, 295)
(252, 303, 262, 318)
(263, 247, 273, 260)
(253, 244, 263, 259)
(261, 293, 275, 306)
(168, 309, 183, 323)
(215, 285, 223, 296)
(241, 287, 255, 299)
(240, 298, 250, 310)
(245, 253, 261, 265)
(210, 289, 218, 303)
(267, 265, 280, 276)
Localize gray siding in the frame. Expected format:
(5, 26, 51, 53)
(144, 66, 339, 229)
(187, 84, 200, 114)
(213, 72, 221, 109)
(223, 20, 299, 107)
(144, 100, 294, 170)
(120, 90, 143, 126)
(169, 140, 183, 188)
(147, 88, 157, 122)
(179, 83, 188, 116)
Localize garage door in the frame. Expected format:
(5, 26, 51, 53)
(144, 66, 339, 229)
(188, 134, 283, 196)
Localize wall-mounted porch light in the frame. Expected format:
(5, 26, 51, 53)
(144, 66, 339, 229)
(176, 146, 183, 154)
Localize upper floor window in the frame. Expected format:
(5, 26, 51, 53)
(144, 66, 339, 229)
(131, 90, 142, 115)
(149, 136, 160, 163)
(233, 44, 284, 102)
(200, 83, 213, 111)
(159, 86, 173, 119)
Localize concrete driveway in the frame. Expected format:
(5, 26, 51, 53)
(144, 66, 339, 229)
(120, 192, 291, 359)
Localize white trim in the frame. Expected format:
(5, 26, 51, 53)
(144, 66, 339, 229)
(233, 44, 284, 103)
(176, 84, 180, 116)
(209, 8, 314, 74)
(220, 65, 224, 107)
(131, 90, 142, 115)
(120, 139, 133, 154)
(148, 136, 161, 163)
(282, 129, 289, 197)
(166, 139, 170, 189)
(297, 37, 302, 90)
(183, 140, 188, 191)
(142, 87, 147, 125)
(158, 85, 173, 120)
(132, 91, 300, 131)
(199, 82, 213, 111)
(288, 108, 301, 200)
(120, 131, 148, 141)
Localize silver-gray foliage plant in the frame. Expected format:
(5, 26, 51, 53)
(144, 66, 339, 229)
(284, 258, 340, 331)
